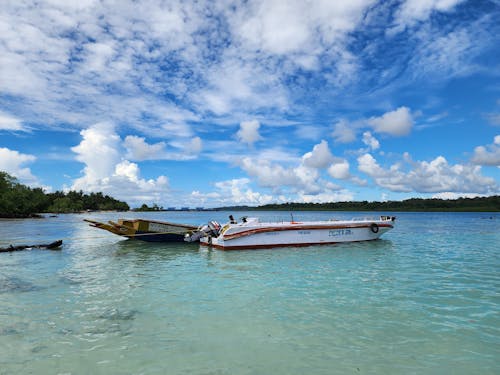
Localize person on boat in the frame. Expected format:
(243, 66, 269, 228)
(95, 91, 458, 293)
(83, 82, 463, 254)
(229, 215, 236, 224)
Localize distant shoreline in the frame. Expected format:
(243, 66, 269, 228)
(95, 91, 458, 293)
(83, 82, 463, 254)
(213, 196, 500, 213)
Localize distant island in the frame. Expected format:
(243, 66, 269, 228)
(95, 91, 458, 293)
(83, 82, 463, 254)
(217, 196, 500, 212)
(132, 203, 165, 212)
(0, 172, 129, 218)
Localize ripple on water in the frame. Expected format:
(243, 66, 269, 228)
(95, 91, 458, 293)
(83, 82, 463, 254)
(0, 276, 45, 294)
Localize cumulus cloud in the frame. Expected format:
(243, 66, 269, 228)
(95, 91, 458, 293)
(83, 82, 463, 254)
(302, 140, 334, 169)
(237, 120, 263, 145)
(189, 178, 275, 207)
(240, 157, 307, 190)
(471, 135, 500, 166)
(358, 152, 498, 194)
(0, 147, 37, 184)
(71, 122, 121, 183)
(214, 178, 274, 205)
(332, 108, 413, 144)
(362, 131, 380, 150)
(71, 123, 170, 205)
(368, 107, 413, 136)
(235, 154, 355, 203)
(327, 160, 351, 180)
(239, 140, 354, 199)
(124, 136, 167, 161)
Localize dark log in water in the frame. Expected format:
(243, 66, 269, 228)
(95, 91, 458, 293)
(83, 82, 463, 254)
(0, 240, 63, 253)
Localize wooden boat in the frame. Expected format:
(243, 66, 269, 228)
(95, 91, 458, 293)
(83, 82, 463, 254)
(185, 215, 396, 250)
(84, 218, 197, 242)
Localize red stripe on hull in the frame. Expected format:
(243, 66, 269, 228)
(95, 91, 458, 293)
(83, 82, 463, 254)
(201, 238, 380, 250)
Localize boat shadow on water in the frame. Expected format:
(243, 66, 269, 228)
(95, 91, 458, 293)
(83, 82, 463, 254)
(201, 238, 395, 254)
(112, 239, 201, 258)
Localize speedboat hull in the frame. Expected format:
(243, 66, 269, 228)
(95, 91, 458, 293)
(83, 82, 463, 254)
(198, 216, 395, 250)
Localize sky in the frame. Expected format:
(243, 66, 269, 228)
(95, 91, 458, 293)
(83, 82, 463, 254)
(1, 0, 500, 208)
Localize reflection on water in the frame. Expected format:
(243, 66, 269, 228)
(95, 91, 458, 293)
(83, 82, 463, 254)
(0, 211, 498, 374)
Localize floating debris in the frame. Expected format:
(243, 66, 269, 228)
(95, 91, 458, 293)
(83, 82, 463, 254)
(0, 240, 63, 253)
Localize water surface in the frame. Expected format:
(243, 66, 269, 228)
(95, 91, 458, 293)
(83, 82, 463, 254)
(0, 211, 499, 374)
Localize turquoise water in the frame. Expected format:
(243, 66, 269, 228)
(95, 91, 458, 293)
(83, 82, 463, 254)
(0, 211, 499, 374)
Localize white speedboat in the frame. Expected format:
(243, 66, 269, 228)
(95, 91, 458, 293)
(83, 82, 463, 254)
(185, 215, 396, 250)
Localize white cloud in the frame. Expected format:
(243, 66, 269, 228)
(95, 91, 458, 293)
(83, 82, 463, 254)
(233, 0, 373, 56)
(240, 157, 304, 190)
(189, 178, 275, 207)
(410, 27, 480, 80)
(0, 111, 26, 131)
(328, 160, 351, 180)
(362, 131, 380, 150)
(236, 1, 311, 55)
(194, 56, 289, 116)
(390, 0, 466, 34)
(368, 107, 413, 136)
(187, 136, 203, 155)
(214, 178, 274, 205)
(239, 140, 354, 197)
(0, 1, 200, 135)
(71, 122, 121, 183)
(358, 152, 498, 194)
(82, 41, 117, 74)
(237, 120, 263, 145)
(0, 0, 381, 130)
(124, 134, 202, 161)
(0, 147, 37, 184)
(471, 135, 500, 166)
(302, 140, 334, 169)
(71, 122, 170, 205)
(332, 108, 413, 144)
(124, 135, 166, 161)
(191, 175, 354, 207)
(332, 119, 357, 143)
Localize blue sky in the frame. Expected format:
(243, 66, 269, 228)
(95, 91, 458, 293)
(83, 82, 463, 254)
(1, 0, 499, 208)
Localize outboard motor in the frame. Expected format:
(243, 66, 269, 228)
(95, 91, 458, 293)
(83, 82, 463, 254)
(208, 221, 221, 234)
(184, 221, 221, 242)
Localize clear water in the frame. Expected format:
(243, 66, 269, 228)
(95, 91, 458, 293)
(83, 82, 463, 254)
(0, 211, 499, 374)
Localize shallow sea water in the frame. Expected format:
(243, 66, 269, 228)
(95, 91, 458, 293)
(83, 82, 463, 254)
(0, 211, 499, 374)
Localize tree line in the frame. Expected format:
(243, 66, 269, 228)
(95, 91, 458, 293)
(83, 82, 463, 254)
(218, 196, 500, 212)
(0, 172, 129, 218)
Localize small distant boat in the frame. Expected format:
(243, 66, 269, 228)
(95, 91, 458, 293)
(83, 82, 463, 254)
(185, 215, 396, 250)
(84, 218, 197, 242)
